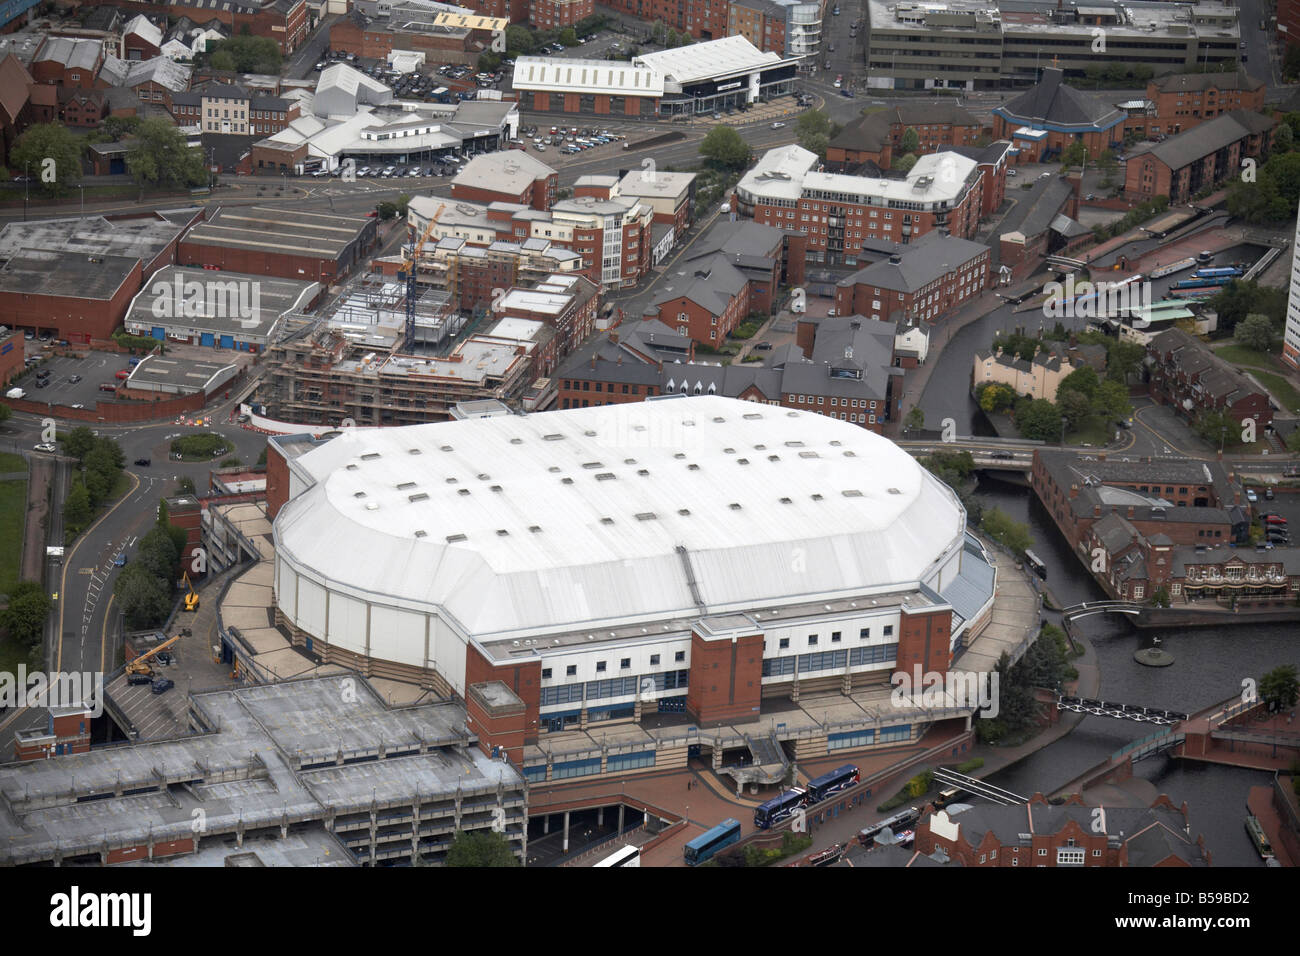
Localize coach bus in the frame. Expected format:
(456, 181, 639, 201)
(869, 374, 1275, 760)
(805, 764, 860, 803)
(594, 845, 640, 867)
(754, 787, 807, 829)
(684, 819, 742, 865)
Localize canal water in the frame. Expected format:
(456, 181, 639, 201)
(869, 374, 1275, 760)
(972, 478, 1293, 866)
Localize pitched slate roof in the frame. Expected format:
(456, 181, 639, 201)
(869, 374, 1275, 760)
(1140, 110, 1275, 172)
(996, 68, 1125, 133)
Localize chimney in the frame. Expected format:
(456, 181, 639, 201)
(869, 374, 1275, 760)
(1094, 505, 1101, 517)
(610, 331, 619, 345)
(1069, 483, 1078, 499)
(889, 254, 902, 265)
(1127, 506, 1135, 518)
(590, 355, 596, 369)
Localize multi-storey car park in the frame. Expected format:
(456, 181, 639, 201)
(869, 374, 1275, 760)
(863, 0, 1242, 92)
(259, 396, 1001, 785)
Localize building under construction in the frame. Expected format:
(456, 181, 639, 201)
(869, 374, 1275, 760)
(410, 235, 585, 314)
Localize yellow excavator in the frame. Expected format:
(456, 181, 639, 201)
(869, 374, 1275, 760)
(126, 633, 182, 677)
(182, 570, 199, 612)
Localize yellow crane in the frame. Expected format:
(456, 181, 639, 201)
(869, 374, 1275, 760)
(126, 633, 182, 677)
(397, 201, 446, 350)
(182, 570, 199, 612)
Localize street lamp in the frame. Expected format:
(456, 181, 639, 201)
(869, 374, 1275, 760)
(76, 183, 85, 222)
(23, 160, 29, 222)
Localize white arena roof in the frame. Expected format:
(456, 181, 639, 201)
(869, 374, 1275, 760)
(634, 35, 783, 87)
(273, 396, 966, 640)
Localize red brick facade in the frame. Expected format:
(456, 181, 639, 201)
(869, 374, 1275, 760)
(530, 0, 594, 29)
(465, 643, 542, 744)
(685, 631, 764, 726)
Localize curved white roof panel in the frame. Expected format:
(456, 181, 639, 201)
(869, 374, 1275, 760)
(274, 396, 965, 639)
(634, 35, 782, 86)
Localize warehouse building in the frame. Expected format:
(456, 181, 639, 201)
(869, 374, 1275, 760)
(264, 396, 999, 775)
(178, 205, 378, 284)
(123, 266, 321, 351)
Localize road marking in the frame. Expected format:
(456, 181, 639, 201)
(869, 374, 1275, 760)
(78, 567, 94, 575)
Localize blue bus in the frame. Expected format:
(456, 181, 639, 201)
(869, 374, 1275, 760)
(805, 764, 860, 803)
(754, 787, 807, 829)
(1191, 265, 1241, 280)
(684, 819, 742, 865)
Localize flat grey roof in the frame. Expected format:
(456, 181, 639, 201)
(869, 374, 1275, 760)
(182, 206, 371, 259)
(127, 355, 239, 392)
(126, 266, 321, 339)
(0, 250, 139, 300)
(0, 675, 523, 864)
(0, 214, 189, 265)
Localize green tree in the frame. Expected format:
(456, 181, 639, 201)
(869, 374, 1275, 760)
(1060, 140, 1087, 167)
(1234, 313, 1276, 352)
(904, 406, 925, 432)
(444, 829, 519, 867)
(0, 580, 51, 648)
(559, 27, 578, 46)
(0, 403, 10, 424)
(1057, 365, 1100, 400)
(1094, 379, 1132, 422)
(1266, 151, 1300, 209)
(127, 118, 206, 192)
(62, 426, 97, 462)
(699, 125, 751, 170)
(138, 526, 179, 584)
(894, 153, 917, 174)
(981, 508, 1034, 558)
(801, 132, 830, 161)
(11, 123, 84, 197)
(899, 127, 919, 154)
(207, 35, 282, 73)
(1260, 665, 1300, 711)
(505, 25, 535, 54)
(1106, 339, 1144, 383)
(1057, 389, 1092, 430)
(1194, 408, 1240, 448)
(1015, 398, 1063, 442)
(1276, 123, 1296, 154)
(63, 480, 92, 532)
(977, 382, 1016, 413)
(114, 565, 172, 630)
(209, 50, 237, 72)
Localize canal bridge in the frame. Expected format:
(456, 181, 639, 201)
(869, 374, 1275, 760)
(1055, 696, 1188, 725)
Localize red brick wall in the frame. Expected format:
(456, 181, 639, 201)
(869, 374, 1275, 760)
(685, 631, 763, 726)
(896, 607, 953, 675)
(265, 439, 291, 520)
(465, 687, 527, 764)
(0, 261, 142, 342)
(465, 643, 541, 743)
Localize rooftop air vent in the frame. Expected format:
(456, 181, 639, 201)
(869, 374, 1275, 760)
(543, 433, 564, 441)
(361, 452, 381, 460)
(439, 445, 453, 452)
(397, 482, 416, 490)
(842, 489, 863, 498)
(635, 512, 657, 521)
(446, 533, 467, 543)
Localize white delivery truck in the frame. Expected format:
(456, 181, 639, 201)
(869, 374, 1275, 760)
(6, 387, 25, 400)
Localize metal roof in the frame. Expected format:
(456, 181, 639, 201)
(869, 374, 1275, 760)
(274, 396, 967, 640)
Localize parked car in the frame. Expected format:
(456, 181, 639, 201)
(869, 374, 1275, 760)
(68, 374, 81, 383)
(1264, 487, 1274, 500)
(771, 122, 786, 129)
(754, 341, 772, 351)
(33, 442, 56, 452)
(134, 457, 151, 466)
(151, 678, 174, 695)
(99, 382, 117, 392)
(114, 552, 127, 567)
(127, 673, 152, 686)
(1246, 489, 1258, 503)
(115, 369, 130, 379)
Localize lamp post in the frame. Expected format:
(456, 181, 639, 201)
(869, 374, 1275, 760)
(77, 183, 85, 222)
(23, 160, 29, 222)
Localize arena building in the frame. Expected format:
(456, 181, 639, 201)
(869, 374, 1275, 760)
(265, 396, 998, 771)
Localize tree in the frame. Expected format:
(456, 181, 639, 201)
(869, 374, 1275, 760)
(904, 406, 925, 432)
(1234, 313, 1276, 352)
(0, 403, 9, 424)
(1194, 408, 1240, 448)
(1276, 123, 1296, 154)
(980, 508, 1034, 558)
(893, 153, 917, 174)
(444, 829, 519, 867)
(138, 526, 179, 584)
(796, 109, 832, 141)
(801, 133, 829, 161)
(0, 580, 51, 649)
(1094, 380, 1132, 422)
(1106, 339, 1144, 383)
(62, 426, 97, 462)
(63, 480, 92, 532)
(699, 125, 750, 170)
(256, 447, 268, 467)
(101, 115, 142, 142)
(559, 27, 578, 46)
(207, 35, 281, 73)
(899, 127, 919, 154)
(976, 382, 1015, 413)
(114, 564, 172, 630)
(11, 123, 84, 196)
(127, 118, 206, 192)
(1057, 365, 1100, 400)
(505, 24, 535, 55)
(1260, 665, 1300, 711)
(1057, 389, 1091, 430)
(1060, 140, 1087, 167)
(1015, 398, 1063, 442)
(209, 50, 237, 72)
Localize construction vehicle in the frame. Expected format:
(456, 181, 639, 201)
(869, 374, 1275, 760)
(396, 201, 446, 350)
(126, 633, 182, 678)
(182, 570, 199, 612)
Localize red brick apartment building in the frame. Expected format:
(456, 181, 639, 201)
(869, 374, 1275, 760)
(827, 104, 983, 171)
(833, 233, 989, 327)
(328, 10, 481, 61)
(737, 146, 987, 265)
(451, 152, 558, 211)
(13, 704, 93, 761)
(729, 0, 788, 56)
(917, 793, 1211, 866)
(1146, 328, 1274, 429)
(603, 0, 729, 40)
(29, 37, 104, 89)
(1124, 110, 1275, 204)
(1143, 70, 1266, 136)
(530, 0, 594, 29)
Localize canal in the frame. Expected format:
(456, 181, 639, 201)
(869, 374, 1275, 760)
(973, 478, 1291, 866)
